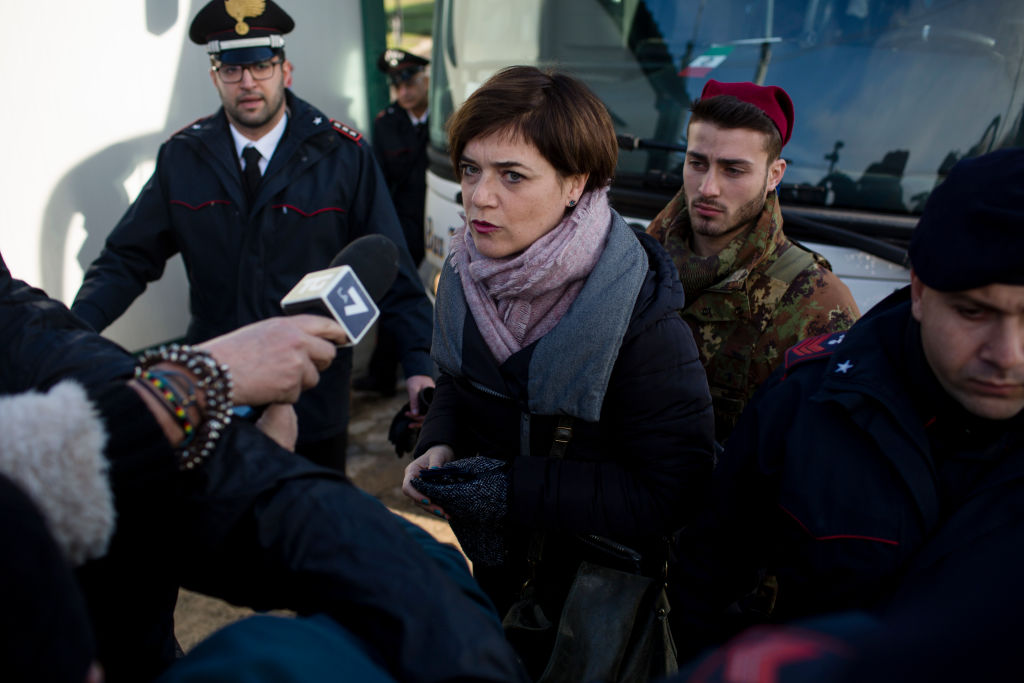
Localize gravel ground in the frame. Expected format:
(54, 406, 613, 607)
(173, 385, 461, 651)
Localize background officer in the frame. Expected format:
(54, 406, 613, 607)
(355, 48, 432, 396)
(71, 0, 434, 471)
(647, 80, 859, 442)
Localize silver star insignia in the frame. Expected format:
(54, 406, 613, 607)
(828, 334, 846, 345)
(313, 117, 323, 125)
(835, 360, 854, 374)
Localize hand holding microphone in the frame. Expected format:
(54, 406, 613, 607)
(198, 314, 348, 406)
(200, 236, 401, 407)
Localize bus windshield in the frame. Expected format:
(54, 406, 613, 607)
(430, 0, 1024, 217)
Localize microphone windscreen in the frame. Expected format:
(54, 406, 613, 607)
(328, 235, 399, 303)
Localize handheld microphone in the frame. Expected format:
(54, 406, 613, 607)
(280, 234, 400, 346)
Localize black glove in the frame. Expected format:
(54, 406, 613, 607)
(387, 386, 434, 457)
(412, 456, 509, 566)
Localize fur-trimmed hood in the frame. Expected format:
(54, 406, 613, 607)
(0, 380, 114, 565)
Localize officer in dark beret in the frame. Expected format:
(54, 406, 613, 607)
(72, 0, 436, 471)
(353, 48, 432, 397)
(664, 147, 1024, 663)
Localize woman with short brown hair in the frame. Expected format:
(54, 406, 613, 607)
(403, 66, 714, 678)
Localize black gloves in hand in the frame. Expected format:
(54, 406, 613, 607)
(412, 456, 509, 566)
(388, 386, 434, 457)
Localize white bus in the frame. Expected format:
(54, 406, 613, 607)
(421, 0, 1024, 311)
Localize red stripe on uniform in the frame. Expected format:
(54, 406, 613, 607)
(272, 204, 346, 217)
(170, 199, 231, 210)
(778, 504, 900, 546)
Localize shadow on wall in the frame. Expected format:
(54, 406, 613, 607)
(39, 0, 360, 351)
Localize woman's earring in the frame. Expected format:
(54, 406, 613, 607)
(568, 199, 577, 208)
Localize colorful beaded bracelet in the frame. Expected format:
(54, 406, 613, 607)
(136, 344, 234, 470)
(136, 370, 196, 445)
(138, 369, 199, 445)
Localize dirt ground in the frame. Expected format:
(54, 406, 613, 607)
(173, 386, 462, 651)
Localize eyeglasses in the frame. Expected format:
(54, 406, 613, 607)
(388, 66, 424, 87)
(212, 58, 283, 84)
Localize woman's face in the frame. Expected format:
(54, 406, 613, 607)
(459, 132, 587, 259)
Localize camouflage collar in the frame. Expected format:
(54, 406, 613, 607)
(656, 191, 786, 293)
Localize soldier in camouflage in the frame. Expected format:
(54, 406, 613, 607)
(648, 80, 859, 441)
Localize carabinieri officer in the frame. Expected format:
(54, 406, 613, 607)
(72, 0, 435, 471)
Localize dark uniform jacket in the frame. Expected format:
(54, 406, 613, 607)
(669, 288, 1024, 660)
(373, 103, 428, 265)
(71, 91, 433, 443)
(0, 253, 529, 683)
(418, 214, 716, 613)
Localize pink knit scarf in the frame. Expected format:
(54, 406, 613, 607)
(452, 187, 612, 364)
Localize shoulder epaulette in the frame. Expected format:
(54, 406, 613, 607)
(330, 119, 363, 145)
(783, 330, 847, 377)
(168, 115, 212, 141)
(765, 244, 818, 286)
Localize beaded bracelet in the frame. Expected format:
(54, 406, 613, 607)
(136, 370, 196, 445)
(138, 369, 199, 445)
(136, 344, 234, 471)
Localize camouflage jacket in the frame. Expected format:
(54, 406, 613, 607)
(648, 189, 859, 441)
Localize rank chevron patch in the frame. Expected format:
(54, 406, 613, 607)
(783, 331, 846, 376)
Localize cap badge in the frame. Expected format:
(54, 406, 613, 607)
(224, 0, 266, 36)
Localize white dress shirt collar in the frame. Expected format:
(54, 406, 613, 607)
(230, 112, 289, 174)
(406, 107, 429, 126)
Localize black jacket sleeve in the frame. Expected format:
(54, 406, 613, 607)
(1, 253, 526, 683)
(71, 145, 179, 332)
(666, 370, 794, 661)
(414, 371, 468, 454)
(348, 139, 433, 378)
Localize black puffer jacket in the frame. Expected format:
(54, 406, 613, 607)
(1, 253, 528, 683)
(418, 214, 715, 611)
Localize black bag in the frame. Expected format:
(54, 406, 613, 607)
(502, 538, 676, 683)
(502, 416, 677, 682)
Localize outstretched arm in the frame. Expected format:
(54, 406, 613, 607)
(72, 153, 178, 333)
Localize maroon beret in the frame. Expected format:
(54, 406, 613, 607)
(700, 80, 795, 147)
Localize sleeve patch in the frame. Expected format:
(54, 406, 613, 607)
(331, 119, 364, 145)
(783, 331, 846, 375)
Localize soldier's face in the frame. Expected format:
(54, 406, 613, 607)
(683, 122, 786, 257)
(912, 274, 1024, 420)
(211, 57, 293, 140)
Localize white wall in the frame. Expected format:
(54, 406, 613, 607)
(0, 0, 370, 351)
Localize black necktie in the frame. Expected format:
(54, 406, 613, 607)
(242, 146, 262, 199)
